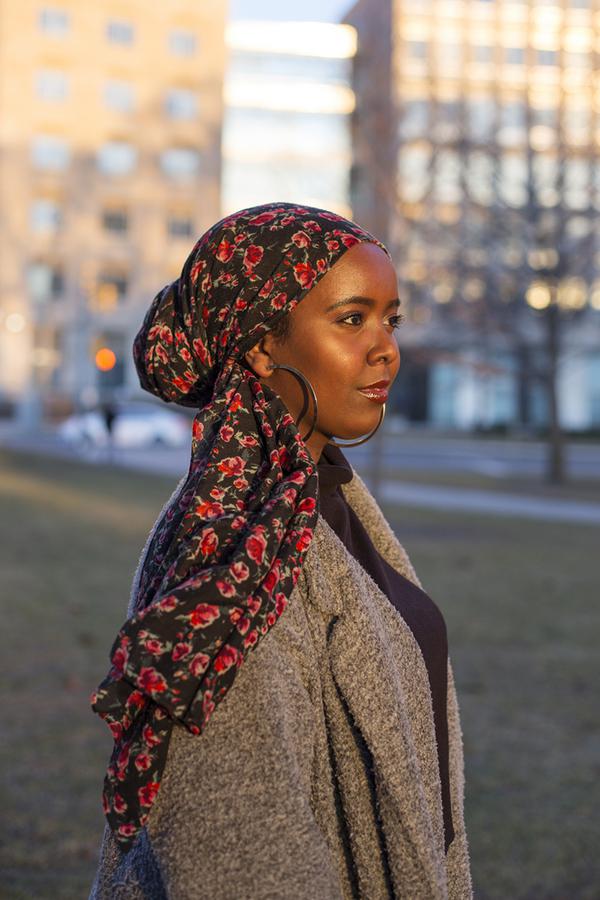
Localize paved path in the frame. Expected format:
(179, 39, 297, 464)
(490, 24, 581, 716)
(2, 422, 599, 526)
(361, 477, 600, 525)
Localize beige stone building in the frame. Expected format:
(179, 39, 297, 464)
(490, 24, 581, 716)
(0, 0, 227, 419)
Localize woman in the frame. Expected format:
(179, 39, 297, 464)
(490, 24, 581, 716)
(89, 202, 472, 899)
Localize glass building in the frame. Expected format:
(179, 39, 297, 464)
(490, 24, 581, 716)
(222, 21, 357, 218)
(347, 0, 600, 431)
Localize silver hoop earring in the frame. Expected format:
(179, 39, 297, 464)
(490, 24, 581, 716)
(267, 363, 386, 447)
(329, 402, 386, 448)
(267, 363, 318, 442)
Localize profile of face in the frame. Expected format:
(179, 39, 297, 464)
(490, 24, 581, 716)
(244, 242, 402, 463)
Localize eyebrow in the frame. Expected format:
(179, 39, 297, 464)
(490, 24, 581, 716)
(325, 295, 401, 313)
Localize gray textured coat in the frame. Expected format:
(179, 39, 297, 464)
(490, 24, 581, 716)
(89, 469, 473, 899)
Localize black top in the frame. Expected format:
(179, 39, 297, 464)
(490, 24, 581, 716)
(317, 443, 455, 853)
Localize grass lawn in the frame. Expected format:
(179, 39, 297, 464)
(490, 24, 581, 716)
(0, 447, 598, 899)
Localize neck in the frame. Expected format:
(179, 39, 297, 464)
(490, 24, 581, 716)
(304, 432, 329, 465)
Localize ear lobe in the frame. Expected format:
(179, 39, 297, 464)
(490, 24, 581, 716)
(244, 338, 274, 379)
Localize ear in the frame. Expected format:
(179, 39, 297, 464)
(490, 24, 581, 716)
(244, 332, 277, 379)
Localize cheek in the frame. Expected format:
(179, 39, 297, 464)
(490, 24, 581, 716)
(294, 330, 360, 390)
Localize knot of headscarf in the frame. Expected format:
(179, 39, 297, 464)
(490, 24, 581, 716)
(90, 202, 387, 850)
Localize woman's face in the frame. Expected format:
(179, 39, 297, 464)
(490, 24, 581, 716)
(245, 241, 402, 463)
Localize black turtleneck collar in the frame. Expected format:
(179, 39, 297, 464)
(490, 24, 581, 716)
(317, 442, 354, 497)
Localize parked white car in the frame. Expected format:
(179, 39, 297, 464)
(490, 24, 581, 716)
(57, 402, 190, 450)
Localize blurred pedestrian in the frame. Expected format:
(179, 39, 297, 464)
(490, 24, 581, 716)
(88, 202, 472, 899)
(100, 400, 117, 464)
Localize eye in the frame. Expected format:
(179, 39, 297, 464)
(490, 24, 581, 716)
(388, 313, 405, 329)
(338, 312, 405, 328)
(339, 312, 364, 326)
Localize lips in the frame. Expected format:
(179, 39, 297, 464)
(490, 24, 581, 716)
(359, 380, 390, 389)
(357, 382, 389, 403)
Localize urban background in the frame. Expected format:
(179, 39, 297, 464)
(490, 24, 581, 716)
(1, 1, 599, 898)
(3, 0, 600, 464)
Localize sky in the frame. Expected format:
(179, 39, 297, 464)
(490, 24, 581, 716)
(229, 0, 356, 22)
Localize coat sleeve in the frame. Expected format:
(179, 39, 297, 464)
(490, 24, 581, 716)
(89, 586, 346, 900)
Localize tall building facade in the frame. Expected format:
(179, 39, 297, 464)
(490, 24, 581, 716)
(347, 0, 600, 431)
(222, 20, 357, 218)
(0, 0, 226, 419)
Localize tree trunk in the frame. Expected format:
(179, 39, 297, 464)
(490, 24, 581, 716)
(545, 300, 566, 484)
(516, 343, 531, 428)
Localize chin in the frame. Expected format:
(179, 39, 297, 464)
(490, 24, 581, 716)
(329, 416, 380, 442)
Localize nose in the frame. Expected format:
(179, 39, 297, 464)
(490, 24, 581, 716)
(367, 327, 400, 367)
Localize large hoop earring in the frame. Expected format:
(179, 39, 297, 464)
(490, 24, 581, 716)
(329, 403, 386, 448)
(267, 363, 386, 447)
(267, 363, 318, 442)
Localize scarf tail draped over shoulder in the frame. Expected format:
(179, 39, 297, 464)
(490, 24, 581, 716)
(89, 202, 388, 849)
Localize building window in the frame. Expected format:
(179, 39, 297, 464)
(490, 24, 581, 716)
(437, 42, 462, 65)
(160, 147, 200, 179)
(30, 198, 62, 232)
(407, 40, 427, 60)
(468, 97, 496, 141)
(39, 8, 70, 35)
(27, 261, 64, 302)
(31, 135, 70, 171)
(106, 19, 135, 45)
(435, 99, 462, 142)
(537, 49, 558, 66)
(167, 214, 194, 238)
(399, 99, 429, 140)
(36, 69, 69, 102)
(104, 80, 135, 113)
(102, 208, 129, 233)
(97, 141, 137, 175)
(505, 46, 525, 65)
(96, 272, 129, 309)
(165, 88, 198, 120)
(473, 45, 494, 63)
(168, 29, 197, 56)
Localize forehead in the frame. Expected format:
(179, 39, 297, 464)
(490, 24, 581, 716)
(302, 242, 398, 312)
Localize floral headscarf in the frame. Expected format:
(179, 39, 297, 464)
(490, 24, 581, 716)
(90, 202, 388, 850)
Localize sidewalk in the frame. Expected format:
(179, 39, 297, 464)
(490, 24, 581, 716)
(2, 421, 600, 525)
(363, 477, 600, 525)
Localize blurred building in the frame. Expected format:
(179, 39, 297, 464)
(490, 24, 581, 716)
(0, 0, 227, 420)
(347, 0, 600, 432)
(223, 20, 357, 217)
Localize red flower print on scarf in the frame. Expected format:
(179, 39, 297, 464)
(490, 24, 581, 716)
(248, 211, 277, 225)
(246, 527, 267, 564)
(216, 239, 235, 262)
(138, 781, 160, 807)
(293, 262, 316, 290)
(291, 231, 310, 248)
(217, 456, 245, 477)
(189, 652, 210, 677)
(214, 644, 240, 673)
(230, 560, 250, 582)
(171, 642, 192, 661)
(113, 792, 128, 814)
(243, 244, 264, 269)
(188, 603, 220, 628)
(136, 667, 168, 695)
(195, 500, 225, 519)
(199, 527, 219, 557)
(134, 752, 152, 772)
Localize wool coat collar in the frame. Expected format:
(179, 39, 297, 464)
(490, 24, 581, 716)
(302, 469, 471, 899)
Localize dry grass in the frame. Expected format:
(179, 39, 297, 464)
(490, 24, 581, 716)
(0, 447, 598, 899)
